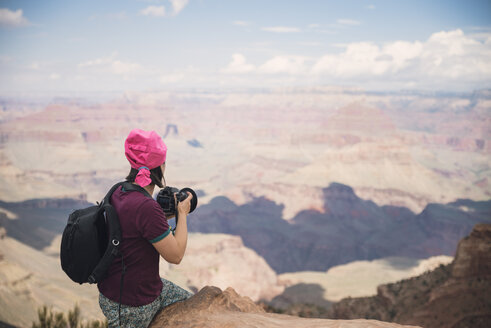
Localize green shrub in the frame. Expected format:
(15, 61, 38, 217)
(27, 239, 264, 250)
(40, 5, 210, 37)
(32, 304, 107, 328)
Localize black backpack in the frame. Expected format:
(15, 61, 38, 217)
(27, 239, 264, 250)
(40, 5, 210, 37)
(60, 182, 127, 284)
(60, 181, 151, 324)
(60, 182, 152, 284)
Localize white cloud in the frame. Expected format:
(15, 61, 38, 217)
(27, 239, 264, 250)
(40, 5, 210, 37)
(49, 73, 61, 80)
(79, 53, 118, 68)
(221, 54, 309, 76)
(366, 4, 376, 10)
(312, 29, 491, 89)
(0, 8, 29, 27)
(306, 23, 336, 34)
(169, 0, 189, 15)
(313, 42, 388, 76)
(222, 54, 255, 74)
(218, 29, 491, 91)
(419, 29, 491, 80)
(233, 20, 251, 27)
(139, 1, 188, 18)
(111, 60, 142, 75)
(140, 5, 166, 17)
(160, 72, 186, 84)
(79, 53, 143, 75)
(337, 19, 361, 26)
(259, 56, 308, 75)
(262, 26, 300, 33)
(107, 12, 127, 20)
(299, 41, 322, 47)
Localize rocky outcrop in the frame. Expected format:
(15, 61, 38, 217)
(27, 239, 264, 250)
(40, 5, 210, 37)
(327, 224, 491, 328)
(149, 286, 420, 328)
(451, 223, 491, 279)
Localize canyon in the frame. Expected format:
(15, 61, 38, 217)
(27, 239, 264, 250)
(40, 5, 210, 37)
(0, 88, 489, 218)
(0, 88, 490, 327)
(187, 183, 491, 273)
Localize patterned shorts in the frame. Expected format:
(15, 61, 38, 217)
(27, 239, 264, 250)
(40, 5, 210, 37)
(99, 278, 193, 328)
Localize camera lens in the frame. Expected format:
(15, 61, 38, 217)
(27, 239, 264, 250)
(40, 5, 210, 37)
(179, 188, 198, 213)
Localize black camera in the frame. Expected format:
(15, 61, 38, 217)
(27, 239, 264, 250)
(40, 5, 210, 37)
(156, 186, 198, 217)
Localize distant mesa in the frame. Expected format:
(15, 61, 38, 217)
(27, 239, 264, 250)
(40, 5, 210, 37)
(163, 124, 179, 138)
(187, 139, 203, 148)
(268, 283, 331, 311)
(1, 181, 490, 275)
(189, 182, 491, 273)
(324, 103, 397, 137)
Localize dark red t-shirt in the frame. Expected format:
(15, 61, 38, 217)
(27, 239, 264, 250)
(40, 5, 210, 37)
(97, 185, 171, 306)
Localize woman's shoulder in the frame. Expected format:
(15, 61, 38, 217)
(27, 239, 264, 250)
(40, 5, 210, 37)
(136, 194, 164, 215)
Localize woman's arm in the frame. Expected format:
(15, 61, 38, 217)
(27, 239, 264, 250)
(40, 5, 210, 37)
(152, 193, 192, 264)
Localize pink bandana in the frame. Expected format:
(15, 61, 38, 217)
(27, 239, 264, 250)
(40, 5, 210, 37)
(124, 129, 167, 187)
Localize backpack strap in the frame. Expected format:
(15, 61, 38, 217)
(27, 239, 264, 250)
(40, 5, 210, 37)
(102, 181, 127, 205)
(88, 181, 151, 284)
(87, 203, 122, 283)
(121, 182, 153, 199)
(89, 181, 151, 326)
(87, 182, 126, 284)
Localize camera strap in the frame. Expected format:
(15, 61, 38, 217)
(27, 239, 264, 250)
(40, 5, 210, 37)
(121, 182, 153, 199)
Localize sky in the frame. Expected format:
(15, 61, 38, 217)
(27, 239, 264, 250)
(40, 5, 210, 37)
(1, 0, 491, 97)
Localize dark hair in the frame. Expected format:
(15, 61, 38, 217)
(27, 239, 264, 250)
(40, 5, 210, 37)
(126, 166, 164, 188)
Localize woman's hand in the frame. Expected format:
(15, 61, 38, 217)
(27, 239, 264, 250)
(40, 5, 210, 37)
(177, 192, 193, 215)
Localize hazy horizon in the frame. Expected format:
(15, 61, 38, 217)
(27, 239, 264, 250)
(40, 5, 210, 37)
(1, 0, 491, 97)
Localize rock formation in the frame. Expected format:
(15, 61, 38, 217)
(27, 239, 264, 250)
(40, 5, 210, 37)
(149, 286, 420, 328)
(327, 223, 491, 328)
(160, 233, 283, 301)
(274, 255, 453, 306)
(451, 223, 491, 279)
(1, 92, 490, 218)
(1, 183, 489, 276)
(189, 184, 491, 273)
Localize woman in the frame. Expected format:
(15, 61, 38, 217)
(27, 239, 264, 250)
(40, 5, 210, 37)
(98, 128, 193, 327)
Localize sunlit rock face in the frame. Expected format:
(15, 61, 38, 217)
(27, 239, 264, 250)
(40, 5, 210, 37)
(160, 233, 284, 301)
(451, 223, 491, 279)
(148, 285, 421, 328)
(327, 223, 491, 328)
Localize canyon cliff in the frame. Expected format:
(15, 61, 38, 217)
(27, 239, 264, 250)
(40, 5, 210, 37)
(327, 223, 491, 328)
(189, 183, 491, 273)
(1, 182, 490, 275)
